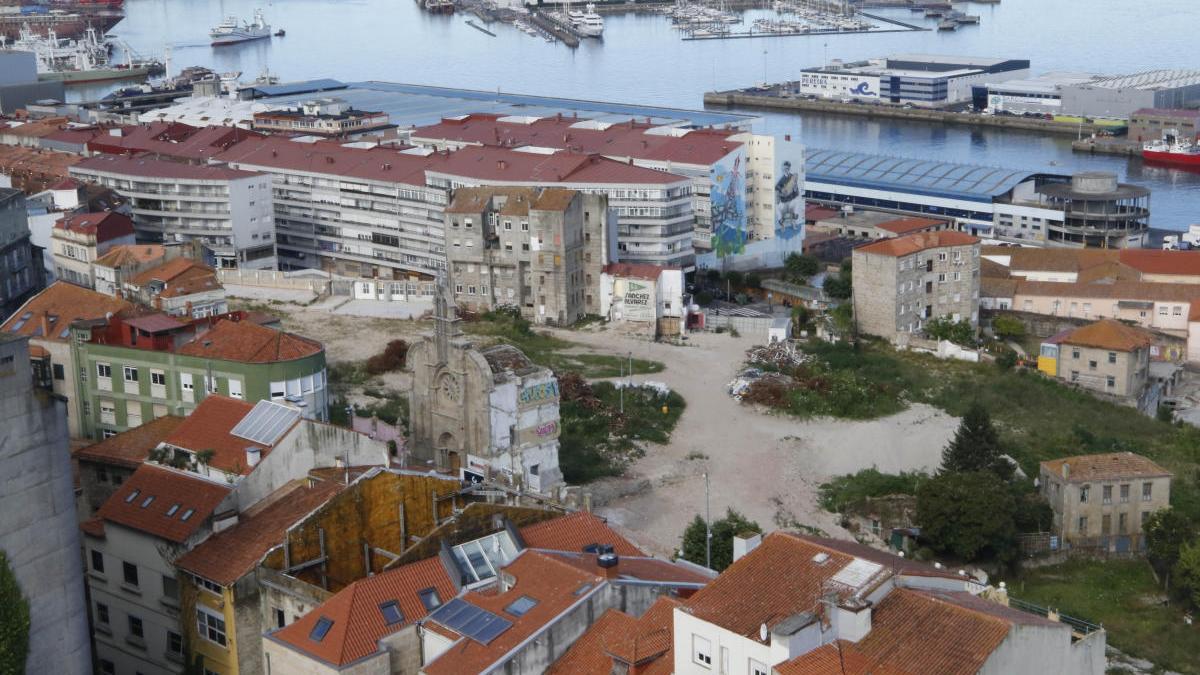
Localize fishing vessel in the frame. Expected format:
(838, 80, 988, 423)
(0, 9, 123, 42)
(3, 25, 162, 83)
(1142, 131, 1200, 168)
(567, 2, 603, 37)
(209, 9, 271, 46)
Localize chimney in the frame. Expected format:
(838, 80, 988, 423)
(1062, 462, 1070, 480)
(245, 446, 262, 468)
(154, 296, 163, 310)
(40, 312, 49, 337)
(598, 550, 620, 579)
(733, 532, 762, 562)
(212, 509, 239, 532)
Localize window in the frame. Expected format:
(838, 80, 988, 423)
(720, 646, 730, 674)
(1072, 348, 1080, 359)
(1143, 482, 1153, 501)
(99, 660, 115, 675)
(750, 659, 769, 675)
(1106, 376, 1116, 388)
(692, 634, 712, 668)
(1070, 371, 1079, 383)
(151, 370, 166, 386)
(1103, 485, 1112, 505)
(129, 614, 144, 638)
(379, 601, 404, 625)
(228, 379, 243, 399)
(192, 574, 222, 595)
(97, 363, 112, 379)
(123, 561, 139, 587)
(1080, 486, 1090, 503)
(162, 575, 179, 602)
(168, 631, 183, 656)
(100, 400, 116, 425)
(270, 381, 285, 400)
(1120, 484, 1130, 503)
(91, 550, 105, 574)
(1078, 516, 1088, 534)
(1119, 512, 1128, 534)
(197, 608, 227, 646)
(1108, 352, 1117, 364)
(1101, 514, 1111, 535)
(1141, 511, 1151, 526)
(124, 366, 138, 382)
(181, 373, 194, 395)
(53, 363, 64, 380)
(309, 617, 334, 642)
(1088, 360, 1097, 370)
(504, 596, 537, 617)
(418, 587, 441, 611)
(96, 602, 110, 625)
(274, 607, 286, 629)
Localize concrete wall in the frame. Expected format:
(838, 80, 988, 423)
(979, 624, 1104, 675)
(1040, 467, 1171, 548)
(0, 336, 91, 674)
(262, 634, 390, 675)
(1056, 343, 1148, 399)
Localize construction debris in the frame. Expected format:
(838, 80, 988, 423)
(745, 341, 812, 370)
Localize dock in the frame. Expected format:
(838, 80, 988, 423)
(681, 9, 923, 40)
(529, 11, 580, 47)
(465, 19, 496, 36)
(1072, 137, 1141, 156)
(703, 91, 1116, 137)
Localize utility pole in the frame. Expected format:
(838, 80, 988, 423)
(627, 351, 633, 388)
(619, 361, 624, 414)
(704, 471, 712, 570)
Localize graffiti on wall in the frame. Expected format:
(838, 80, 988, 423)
(519, 381, 560, 405)
(710, 148, 747, 258)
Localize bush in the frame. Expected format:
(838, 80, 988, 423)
(785, 252, 820, 280)
(819, 469, 927, 512)
(0, 550, 30, 675)
(995, 349, 1018, 371)
(992, 315, 1026, 339)
(823, 274, 852, 300)
(924, 316, 976, 346)
(365, 339, 409, 375)
(680, 509, 762, 572)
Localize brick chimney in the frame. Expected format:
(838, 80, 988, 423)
(598, 550, 619, 579)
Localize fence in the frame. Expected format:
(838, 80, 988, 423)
(218, 269, 438, 305)
(1008, 596, 1103, 636)
(217, 269, 332, 294)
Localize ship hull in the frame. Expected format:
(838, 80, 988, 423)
(0, 12, 123, 41)
(39, 65, 153, 84)
(210, 32, 271, 45)
(1142, 150, 1200, 167)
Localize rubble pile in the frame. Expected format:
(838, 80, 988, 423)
(745, 341, 812, 370)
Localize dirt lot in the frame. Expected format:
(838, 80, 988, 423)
(248, 297, 958, 558)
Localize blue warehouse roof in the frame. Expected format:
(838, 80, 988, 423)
(805, 149, 1044, 203)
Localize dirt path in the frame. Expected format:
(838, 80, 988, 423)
(547, 328, 959, 558)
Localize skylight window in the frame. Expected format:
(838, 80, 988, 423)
(504, 596, 537, 617)
(418, 588, 441, 611)
(180, 509, 195, 521)
(379, 601, 404, 625)
(309, 617, 333, 642)
(167, 504, 180, 517)
(141, 496, 155, 508)
(124, 489, 141, 503)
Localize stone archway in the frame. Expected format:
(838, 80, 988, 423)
(437, 432, 460, 473)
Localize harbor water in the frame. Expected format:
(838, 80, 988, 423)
(89, 0, 1200, 230)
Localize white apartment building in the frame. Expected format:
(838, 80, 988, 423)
(49, 211, 136, 288)
(69, 155, 278, 270)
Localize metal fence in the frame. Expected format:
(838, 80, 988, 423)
(1008, 596, 1103, 636)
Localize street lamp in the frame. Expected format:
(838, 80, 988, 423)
(704, 471, 712, 570)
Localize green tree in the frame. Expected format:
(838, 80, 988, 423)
(995, 349, 1018, 371)
(680, 508, 763, 572)
(1145, 508, 1197, 575)
(785, 253, 820, 280)
(744, 273, 762, 289)
(940, 403, 1012, 479)
(0, 550, 30, 675)
(829, 303, 855, 337)
(1175, 538, 1200, 609)
(916, 471, 1018, 562)
(724, 270, 745, 289)
(924, 316, 976, 346)
(992, 315, 1026, 340)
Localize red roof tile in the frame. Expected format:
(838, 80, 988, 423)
(855, 231, 978, 258)
(176, 318, 322, 363)
(93, 244, 167, 269)
(270, 555, 457, 667)
(1041, 451, 1172, 483)
(603, 262, 676, 281)
(73, 153, 263, 182)
(875, 217, 948, 235)
(541, 551, 710, 585)
(92, 464, 231, 544)
(519, 511, 644, 557)
(1059, 318, 1154, 352)
(1, 281, 131, 342)
(74, 415, 186, 469)
(431, 145, 687, 186)
(86, 122, 265, 161)
(1118, 249, 1200, 277)
(161, 395, 268, 474)
(175, 478, 345, 586)
(129, 257, 212, 286)
(54, 211, 134, 242)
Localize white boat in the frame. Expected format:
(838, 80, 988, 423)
(210, 9, 271, 46)
(567, 2, 604, 37)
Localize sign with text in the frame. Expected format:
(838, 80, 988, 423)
(615, 278, 656, 322)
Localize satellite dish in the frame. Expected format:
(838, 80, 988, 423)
(759, 623, 768, 642)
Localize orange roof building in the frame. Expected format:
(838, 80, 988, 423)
(73, 415, 186, 515)
(1059, 318, 1154, 352)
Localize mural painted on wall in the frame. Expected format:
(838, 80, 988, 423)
(775, 136, 804, 245)
(519, 381, 560, 405)
(710, 148, 747, 258)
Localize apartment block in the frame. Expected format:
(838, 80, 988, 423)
(1040, 452, 1172, 553)
(93, 244, 173, 297)
(0, 187, 46, 316)
(69, 311, 327, 440)
(251, 97, 394, 138)
(69, 154, 278, 270)
(853, 231, 981, 340)
(444, 186, 610, 324)
(123, 257, 228, 319)
(50, 211, 135, 288)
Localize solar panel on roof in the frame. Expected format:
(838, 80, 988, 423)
(230, 400, 301, 446)
(427, 598, 513, 645)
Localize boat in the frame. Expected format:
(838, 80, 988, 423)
(937, 18, 956, 29)
(418, 0, 455, 14)
(209, 9, 271, 46)
(0, 10, 123, 42)
(1142, 131, 1200, 167)
(6, 25, 162, 83)
(566, 2, 603, 37)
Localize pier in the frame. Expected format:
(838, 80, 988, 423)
(465, 19, 496, 36)
(529, 11, 581, 47)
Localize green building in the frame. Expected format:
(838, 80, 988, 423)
(69, 312, 327, 440)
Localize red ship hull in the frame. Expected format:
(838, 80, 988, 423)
(1142, 150, 1200, 167)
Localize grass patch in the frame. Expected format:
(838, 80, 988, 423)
(1008, 559, 1200, 672)
(558, 380, 685, 483)
(463, 309, 663, 378)
(818, 468, 928, 513)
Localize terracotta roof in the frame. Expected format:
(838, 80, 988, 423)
(412, 113, 743, 166)
(53, 211, 134, 242)
(1011, 279, 1200, 303)
(775, 641, 912, 675)
(422, 551, 603, 675)
(981, 276, 1018, 299)
(1, 281, 131, 342)
(540, 551, 710, 585)
(875, 217, 948, 235)
(124, 314, 187, 333)
(74, 415, 186, 469)
(533, 188, 578, 212)
(603, 262, 674, 281)
(91, 464, 231, 544)
(519, 510, 644, 557)
(49, 177, 81, 190)
(548, 596, 681, 675)
(129, 257, 211, 286)
(161, 395, 279, 475)
(855, 231, 978, 258)
(1119, 249, 1200, 277)
(214, 136, 433, 187)
(175, 477, 345, 586)
(72, 154, 262, 181)
(176, 318, 323, 363)
(86, 122, 265, 161)
(789, 534, 963, 580)
(445, 186, 536, 215)
(1059, 319, 1154, 352)
(1041, 451, 1172, 483)
(805, 205, 839, 221)
(93, 244, 166, 269)
(431, 145, 687, 186)
(269, 555, 457, 667)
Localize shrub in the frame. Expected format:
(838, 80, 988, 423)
(0, 550, 29, 674)
(785, 252, 820, 280)
(365, 339, 409, 375)
(680, 509, 762, 572)
(992, 315, 1026, 339)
